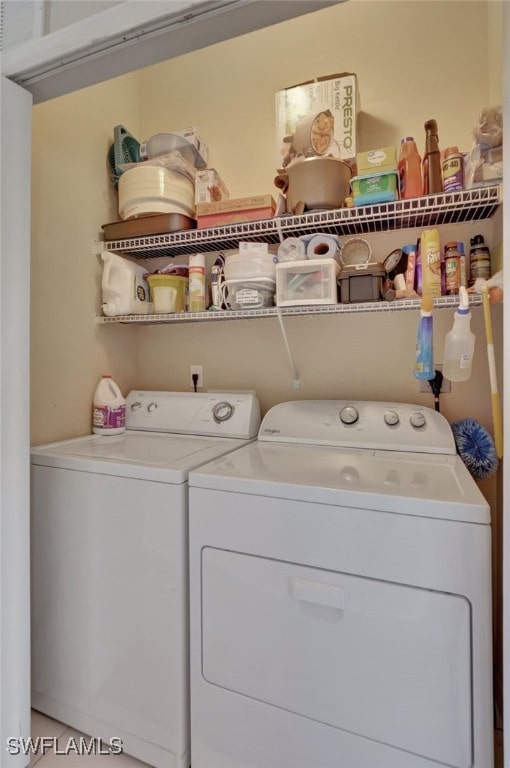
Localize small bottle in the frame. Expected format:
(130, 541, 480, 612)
(398, 137, 423, 199)
(422, 119, 443, 196)
(444, 242, 461, 295)
(188, 253, 206, 311)
(457, 242, 468, 288)
(469, 234, 491, 286)
(442, 287, 475, 382)
(92, 375, 126, 435)
(414, 296, 434, 380)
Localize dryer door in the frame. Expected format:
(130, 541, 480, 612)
(201, 547, 472, 768)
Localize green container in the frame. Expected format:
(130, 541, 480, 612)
(351, 170, 398, 205)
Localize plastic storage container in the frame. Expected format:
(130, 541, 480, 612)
(101, 251, 153, 316)
(223, 278, 276, 310)
(337, 263, 385, 303)
(276, 259, 339, 306)
(350, 171, 398, 206)
(92, 375, 126, 435)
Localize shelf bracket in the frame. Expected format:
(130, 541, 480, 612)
(276, 307, 301, 389)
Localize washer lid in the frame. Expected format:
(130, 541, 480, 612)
(31, 431, 253, 483)
(189, 441, 490, 524)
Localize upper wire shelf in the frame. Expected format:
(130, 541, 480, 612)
(103, 185, 502, 259)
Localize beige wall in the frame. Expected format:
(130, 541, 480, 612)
(30, 72, 142, 444)
(30, 0, 503, 445)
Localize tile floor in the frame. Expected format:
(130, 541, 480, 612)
(30, 709, 503, 767)
(29, 710, 152, 767)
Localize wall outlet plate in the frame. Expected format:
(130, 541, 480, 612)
(418, 364, 451, 393)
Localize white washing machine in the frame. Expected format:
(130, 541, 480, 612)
(188, 400, 493, 768)
(30, 390, 260, 768)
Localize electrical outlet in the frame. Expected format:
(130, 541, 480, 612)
(418, 364, 451, 393)
(190, 365, 203, 389)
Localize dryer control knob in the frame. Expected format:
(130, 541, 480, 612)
(213, 401, 235, 423)
(410, 411, 426, 428)
(130, 402, 142, 411)
(339, 405, 359, 425)
(147, 402, 158, 413)
(384, 410, 400, 426)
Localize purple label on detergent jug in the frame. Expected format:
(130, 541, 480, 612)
(93, 404, 126, 430)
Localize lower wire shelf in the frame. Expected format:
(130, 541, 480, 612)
(96, 294, 482, 325)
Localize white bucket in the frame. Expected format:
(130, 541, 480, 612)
(101, 251, 153, 316)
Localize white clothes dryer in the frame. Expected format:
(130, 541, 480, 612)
(30, 390, 260, 768)
(188, 400, 493, 768)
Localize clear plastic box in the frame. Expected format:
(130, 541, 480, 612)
(276, 258, 339, 306)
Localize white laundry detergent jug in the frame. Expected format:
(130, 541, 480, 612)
(92, 375, 126, 435)
(101, 250, 153, 316)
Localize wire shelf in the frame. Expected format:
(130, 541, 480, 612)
(96, 294, 482, 325)
(103, 185, 502, 259)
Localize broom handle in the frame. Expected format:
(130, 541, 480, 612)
(481, 288, 504, 459)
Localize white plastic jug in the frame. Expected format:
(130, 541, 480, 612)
(101, 251, 153, 316)
(92, 375, 126, 435)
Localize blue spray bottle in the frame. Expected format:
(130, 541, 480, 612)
(414, 296, 434, 380)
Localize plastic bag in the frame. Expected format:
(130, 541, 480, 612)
(464, 105, 503, 189)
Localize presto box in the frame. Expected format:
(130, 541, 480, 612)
(275, 72, 360, 170)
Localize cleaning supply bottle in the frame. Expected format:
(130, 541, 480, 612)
(188, 253, 206, 311)
(413, 296, 434, 380)
(420, 228, 442, 298)
(422, 119, 443, 195)
(92, 375, 126, 435)
(398, 137, 423, 199)
(101, 251, 153, 316)
(442, 286, 475, 382)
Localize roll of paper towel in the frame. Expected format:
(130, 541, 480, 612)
(306, 234, 341, 260)
(277, 237, 307, 263)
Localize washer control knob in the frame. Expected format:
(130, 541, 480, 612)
(147, 402, 158, 413)
(384, 410, 400, 426)
(130, 401, 142, 411)
(339, 405, 359, 425)
(410, 411, 426, 428)
(213, 401, 234, 424)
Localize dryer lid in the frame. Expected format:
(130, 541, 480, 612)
(189, 440, 490, 524)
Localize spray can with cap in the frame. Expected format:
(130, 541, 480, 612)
(442, 286, 475, 382)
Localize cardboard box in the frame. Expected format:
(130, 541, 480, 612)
(195, 195, 275, 216)
(174, 127, 209, 167)
(357, 145, 397, 176)
(197, 209, 276, 228)
(275, 73, 360, 170)
(194, 169, 229, 205)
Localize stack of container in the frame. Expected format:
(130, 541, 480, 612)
(351, 146, 399, 206)
(223, 243, 276, 310)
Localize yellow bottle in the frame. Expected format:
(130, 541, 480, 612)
(420, 228, 441, 298)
